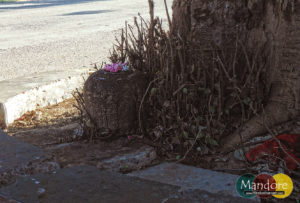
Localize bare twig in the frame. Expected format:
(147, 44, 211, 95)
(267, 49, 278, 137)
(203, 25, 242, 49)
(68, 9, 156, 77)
(138, 78, 159, 134)
(176, 130, 201, 163)
(163, 0, 172, 31)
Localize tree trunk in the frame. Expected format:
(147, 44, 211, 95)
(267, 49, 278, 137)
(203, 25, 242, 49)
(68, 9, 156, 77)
(172, 0, 300, 152)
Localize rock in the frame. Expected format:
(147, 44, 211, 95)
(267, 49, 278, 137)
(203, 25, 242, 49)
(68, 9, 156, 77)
(11, 123, 82, 146)
(24, 161, 60, 175)
(83, 70, 147, 133)
(233, 149, 246, 161)
(37, 188, 46, 198)
(97, 146, 157, 172)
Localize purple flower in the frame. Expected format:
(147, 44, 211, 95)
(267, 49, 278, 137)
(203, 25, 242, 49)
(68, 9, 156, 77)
(104, 62, 129, 72)
(104, 64, 112, 72)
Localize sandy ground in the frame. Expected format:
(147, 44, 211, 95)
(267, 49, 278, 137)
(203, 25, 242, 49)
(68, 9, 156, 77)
(0, 0, 172, 81)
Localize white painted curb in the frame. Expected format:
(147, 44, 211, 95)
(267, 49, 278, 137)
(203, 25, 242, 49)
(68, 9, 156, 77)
(0, 68, 92, 128)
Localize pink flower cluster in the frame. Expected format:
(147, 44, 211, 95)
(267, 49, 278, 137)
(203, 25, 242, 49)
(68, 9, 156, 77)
(104, 62, 129, 73)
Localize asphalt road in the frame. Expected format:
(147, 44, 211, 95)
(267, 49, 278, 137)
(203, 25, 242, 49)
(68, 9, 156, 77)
(0, 0, 172, 81)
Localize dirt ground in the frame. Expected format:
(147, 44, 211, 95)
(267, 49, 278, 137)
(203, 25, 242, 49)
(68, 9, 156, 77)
(6, 98, 156, 172)
(3, 97, 299, 201)
(7, 98, 299, 174)
(4, 97, 243, 174)
(8, 98, 79, 131)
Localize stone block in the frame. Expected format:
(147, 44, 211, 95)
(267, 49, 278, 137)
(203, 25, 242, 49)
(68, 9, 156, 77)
(84, 70, 147, 133)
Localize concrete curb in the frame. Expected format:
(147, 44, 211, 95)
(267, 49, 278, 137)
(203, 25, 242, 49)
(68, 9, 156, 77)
(0, 68, 91, 128)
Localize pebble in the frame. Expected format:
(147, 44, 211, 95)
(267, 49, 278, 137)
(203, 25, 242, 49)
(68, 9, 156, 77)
(37, 188, 46, 198)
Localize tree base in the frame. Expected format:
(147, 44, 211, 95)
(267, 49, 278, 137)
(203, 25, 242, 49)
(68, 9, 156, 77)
(221, 101, 300, 153)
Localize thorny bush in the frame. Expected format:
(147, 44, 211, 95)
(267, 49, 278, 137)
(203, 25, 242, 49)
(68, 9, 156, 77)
(109, 0, 268, 160)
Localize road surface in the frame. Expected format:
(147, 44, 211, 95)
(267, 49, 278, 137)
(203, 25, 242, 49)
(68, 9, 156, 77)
(0, 0, 172, 81)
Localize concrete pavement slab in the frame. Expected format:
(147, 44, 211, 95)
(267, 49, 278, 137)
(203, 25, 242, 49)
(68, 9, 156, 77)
(0, 165, 258, 203)
(0, 129, 45, 173)
(128, 162, 260, 202)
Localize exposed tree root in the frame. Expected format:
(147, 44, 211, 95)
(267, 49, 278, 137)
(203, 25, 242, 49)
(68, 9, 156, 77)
(222, 101, 299, 153)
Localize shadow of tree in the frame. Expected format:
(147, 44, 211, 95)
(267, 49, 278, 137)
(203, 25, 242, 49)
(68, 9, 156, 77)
(62, 9, 113, 16)
(0, 0, 111, 10)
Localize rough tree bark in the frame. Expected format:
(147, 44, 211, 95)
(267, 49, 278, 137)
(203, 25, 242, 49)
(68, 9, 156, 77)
(172, 0, 300, 152)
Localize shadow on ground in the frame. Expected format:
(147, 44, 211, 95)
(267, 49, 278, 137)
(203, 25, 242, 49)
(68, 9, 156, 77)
(0, 0, 110, 10)
(62, 9, 113, 16)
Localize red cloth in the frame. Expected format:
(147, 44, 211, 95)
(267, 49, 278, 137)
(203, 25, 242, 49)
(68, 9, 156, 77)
(246, 134, 300, 171)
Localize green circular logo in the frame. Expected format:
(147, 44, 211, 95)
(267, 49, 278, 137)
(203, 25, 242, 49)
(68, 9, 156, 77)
(236, 174, 256, 198)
